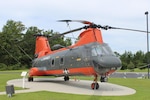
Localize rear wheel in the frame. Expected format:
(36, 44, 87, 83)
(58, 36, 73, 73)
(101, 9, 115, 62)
(64, 76, 69, 81)
(28, 77, 33, 82)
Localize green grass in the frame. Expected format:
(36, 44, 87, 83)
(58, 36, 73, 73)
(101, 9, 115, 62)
(119, 68, 148, 72)
(1, 70, 150, 100)
(0, 71, 23, 92)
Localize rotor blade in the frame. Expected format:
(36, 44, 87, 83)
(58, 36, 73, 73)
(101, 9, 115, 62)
(107, 26, 150, 33)
(71, 20, 93, 25)
(51, 26, 86, 39)
(58, 20, 93, 25)
(57, 20, 72, 22)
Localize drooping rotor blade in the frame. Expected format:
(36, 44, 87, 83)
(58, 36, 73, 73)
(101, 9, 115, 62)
(58, 20, 93, 25)
(71, 20, 93, 25)
(57, 20, 72, 23)
(105, 26, 150, 33)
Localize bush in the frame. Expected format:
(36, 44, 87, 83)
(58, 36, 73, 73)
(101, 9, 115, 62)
(0, 63, 8, 70)
(7, 63, 21, 70)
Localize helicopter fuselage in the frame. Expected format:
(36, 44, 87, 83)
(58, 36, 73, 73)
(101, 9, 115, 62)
(30, 42, 121, 77)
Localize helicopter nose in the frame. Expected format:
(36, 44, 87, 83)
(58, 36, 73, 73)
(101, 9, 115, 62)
(98, 56, 122, 68)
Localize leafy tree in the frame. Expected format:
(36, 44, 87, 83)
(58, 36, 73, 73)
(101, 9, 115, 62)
(133, 51, 145, 68)
(144, 52, 150, 64)
(127, 61, 135, 71)
(44, 30, 72, 48)
(0, 20, 25, 68)
(18, 26, 40, 68)
(0, 20, 72, 70)
(121, 62, 127, 70)
(0, 63, 7, 70)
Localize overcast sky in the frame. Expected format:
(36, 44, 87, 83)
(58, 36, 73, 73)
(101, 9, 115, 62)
(0, 0, 149, 54)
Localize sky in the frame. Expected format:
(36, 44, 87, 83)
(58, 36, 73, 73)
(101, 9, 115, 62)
(0, 0, 150, 54)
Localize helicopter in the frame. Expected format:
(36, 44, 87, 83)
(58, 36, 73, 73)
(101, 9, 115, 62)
(28, 20, 149, 90)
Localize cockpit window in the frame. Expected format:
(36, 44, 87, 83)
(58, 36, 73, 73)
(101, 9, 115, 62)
(91, 43, 115, 56)
(92, 48, 97, 56)
(92, 45, 103, 56)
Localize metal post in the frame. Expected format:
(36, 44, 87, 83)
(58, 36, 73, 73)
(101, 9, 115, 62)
(145, 11, 149, 79)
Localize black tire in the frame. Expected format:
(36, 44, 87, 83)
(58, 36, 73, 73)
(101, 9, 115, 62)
(64, 76, 69, 81)
(91, 83, 95, 90)
(100, 77, 107, 82)
(91, 83, 99, 90)
(28, 77, 33, 82)
(96, 83, 99, 89)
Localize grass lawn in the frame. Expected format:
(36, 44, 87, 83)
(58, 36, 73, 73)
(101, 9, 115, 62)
(0, 70, 150, 100)
(119, 68, 148, 72)
(0, 71, 23, 92)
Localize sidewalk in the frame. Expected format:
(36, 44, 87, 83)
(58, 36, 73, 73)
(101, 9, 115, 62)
(0, 78, 136, 96)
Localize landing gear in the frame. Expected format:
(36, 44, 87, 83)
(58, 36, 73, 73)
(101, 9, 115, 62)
(63, 68, 69, 81)
(28, 77, 33, 82)
(91, 83, 99, 90)
(100, 76, 108, 82)
(91, 74, 99, 90)
(64, 76, 69, 81)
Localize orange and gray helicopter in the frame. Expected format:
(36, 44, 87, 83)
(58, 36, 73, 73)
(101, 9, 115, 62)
(28, 20, 148, 90)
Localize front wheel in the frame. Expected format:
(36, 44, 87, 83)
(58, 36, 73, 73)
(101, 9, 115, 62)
(91, 83, 99, 90)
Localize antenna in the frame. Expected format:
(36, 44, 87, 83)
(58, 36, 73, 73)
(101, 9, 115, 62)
(17, 45, 32, 61)
(58, 20, 76, 42)
(0, 45, 20, 63)
(66, 21, 75, 39)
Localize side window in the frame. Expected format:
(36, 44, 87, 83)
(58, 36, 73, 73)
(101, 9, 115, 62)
(51, 58, 55, 67)
(60, 57, 64, 65)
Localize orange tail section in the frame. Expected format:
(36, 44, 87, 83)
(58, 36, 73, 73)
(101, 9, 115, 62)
(35, 36, 52, 58)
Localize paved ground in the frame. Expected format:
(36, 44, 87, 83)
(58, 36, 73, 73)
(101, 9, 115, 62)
(0, 77, 136, 96)
(110, 72, 147, 78)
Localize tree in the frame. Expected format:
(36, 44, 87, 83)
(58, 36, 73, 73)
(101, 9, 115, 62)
(144, 52, 150, 64)
(0, 20, 25, 68)
(0, 20, 72, 70)
(44, 30, 72, 48)
(120, 51, 134, 70)
(18, 26, 40, 68)
(133, 51, 145, 68)
(127, 61, 135, 71)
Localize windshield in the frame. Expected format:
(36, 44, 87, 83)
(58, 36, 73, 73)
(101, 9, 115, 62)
(91, 43, 115, 56)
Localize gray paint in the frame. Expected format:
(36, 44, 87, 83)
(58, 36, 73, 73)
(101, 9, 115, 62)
(32, 42, 122, 75)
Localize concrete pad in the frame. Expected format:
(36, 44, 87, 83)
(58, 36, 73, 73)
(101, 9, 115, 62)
(0, 77, 136, 96)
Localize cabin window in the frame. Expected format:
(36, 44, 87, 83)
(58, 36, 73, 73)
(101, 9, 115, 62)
(51, 58, 55, 67)
(60, 57, 64, 65)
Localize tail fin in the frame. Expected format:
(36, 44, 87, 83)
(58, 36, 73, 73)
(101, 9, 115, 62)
(35, 36, 52, 58)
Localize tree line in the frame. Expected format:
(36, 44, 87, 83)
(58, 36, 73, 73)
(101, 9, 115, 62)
(0, 20, 149, 70)
(0, 20, 71, 70)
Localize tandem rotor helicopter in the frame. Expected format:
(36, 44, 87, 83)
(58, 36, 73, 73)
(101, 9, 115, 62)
(28, 20, 149, 90)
